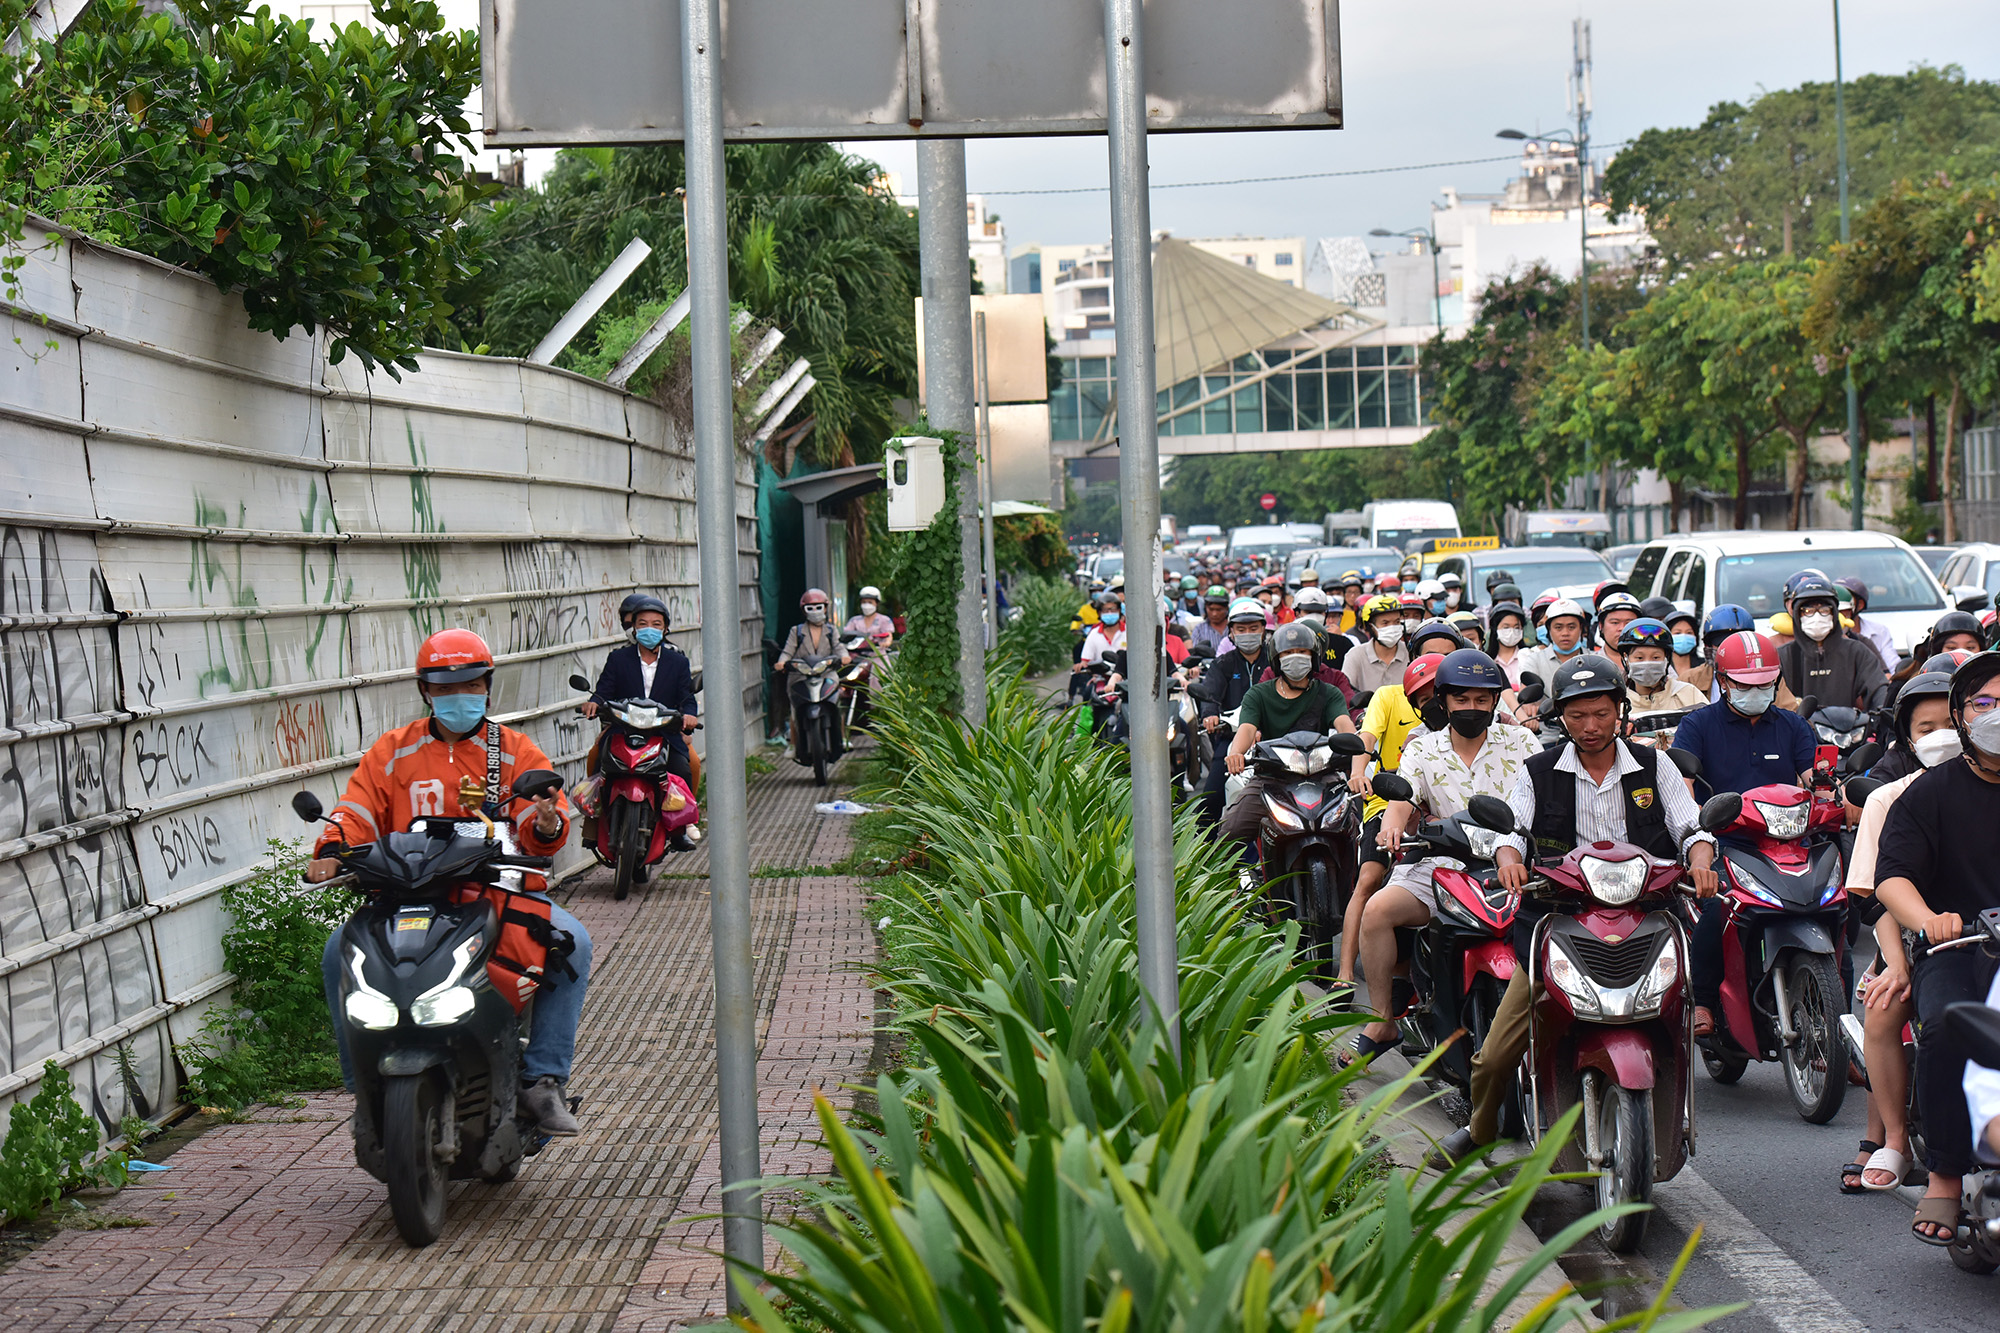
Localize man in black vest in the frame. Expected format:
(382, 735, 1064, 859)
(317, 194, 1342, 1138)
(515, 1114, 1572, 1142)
(1432, 654, 1719, 1165)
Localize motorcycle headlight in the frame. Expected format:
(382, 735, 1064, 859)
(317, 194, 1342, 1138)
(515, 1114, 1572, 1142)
(1262, 793, 1305, 831)
(1279, 747, 1311, 777)
(343, 946, 399, 1030)
(1753, 798, 1808, 841)
(1544, 940, 1603, 1018)
(1633, 935, 1682, 1016)
(1579, 855, 1645, 906)
(1307, 744, 1334, 773)
(1464, 825, 1500, 862)
(410, 936, 483, 1028)
(1725, 853, 1786, 908)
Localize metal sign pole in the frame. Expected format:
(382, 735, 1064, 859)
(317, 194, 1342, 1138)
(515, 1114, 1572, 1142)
(682, 0, 763, 1303)
(1104, 0, 1180, 1053)
(975, 311, 1000, 651)
(916, 140, 987, 724)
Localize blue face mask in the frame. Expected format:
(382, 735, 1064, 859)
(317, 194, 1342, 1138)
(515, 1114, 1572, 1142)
(1429, 599, 1448, 614)
(1552, 639, 1582, 656)
(431, 692, 488, 735)
(635, 627, 665, 650)
(1671, 633, 1697, 656)
(1102, 610, 1122, 625)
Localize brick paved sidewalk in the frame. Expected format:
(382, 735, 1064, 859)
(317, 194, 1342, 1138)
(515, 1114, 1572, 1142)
(0, 753, 878, 1333)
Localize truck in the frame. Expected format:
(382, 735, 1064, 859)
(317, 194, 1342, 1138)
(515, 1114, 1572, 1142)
(1517, 510, 1612, 550)
(1362, 500, 1461, 554)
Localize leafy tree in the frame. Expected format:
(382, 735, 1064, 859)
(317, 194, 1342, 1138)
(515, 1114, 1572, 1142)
(454, 142, 919, 469)
(1606, 67, 2000, 272)
(4, 0, 489, 373)
(1155, 442, 1455, 533)
(1806, 175, 2000, 540)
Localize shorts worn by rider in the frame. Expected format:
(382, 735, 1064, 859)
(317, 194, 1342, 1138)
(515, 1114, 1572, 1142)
(315, 629, 591, 1134)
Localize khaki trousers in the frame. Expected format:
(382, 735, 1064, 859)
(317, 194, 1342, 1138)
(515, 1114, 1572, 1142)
(1467, 969, 1539, 1144)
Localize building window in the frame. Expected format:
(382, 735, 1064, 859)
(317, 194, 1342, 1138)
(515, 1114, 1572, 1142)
(1057, 258, 1076, 273)
(1275, 253, 1294, 266)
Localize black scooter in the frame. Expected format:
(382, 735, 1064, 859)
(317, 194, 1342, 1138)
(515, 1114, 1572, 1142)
(1239, 729, 1367, 976)
(292, 775, 571, 1247)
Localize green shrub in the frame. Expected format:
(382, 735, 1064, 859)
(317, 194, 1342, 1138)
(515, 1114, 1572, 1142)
(995, 573, 1080, 676)
(0, 1062, 129, 1223)
(179, 839, 355, 1108)
(733, 676, 1731, 1331)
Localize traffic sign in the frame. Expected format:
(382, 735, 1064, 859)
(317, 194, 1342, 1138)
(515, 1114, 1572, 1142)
(1259, 493, 1277, 511)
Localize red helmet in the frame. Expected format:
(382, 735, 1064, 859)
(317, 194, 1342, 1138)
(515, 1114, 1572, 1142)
(1712, 630, 1781, 686)
(800, 588, 830, 608)
(1403, 652, 1446, 702)
(416, 629, 494, 685)
(1376, 574, 1402, 592)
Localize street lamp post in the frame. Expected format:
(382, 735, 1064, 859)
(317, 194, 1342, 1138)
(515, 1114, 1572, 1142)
(1499, 126, 1594, 511)
(1833, 0, 1864, 531)
(1368, 226, 1443, 331)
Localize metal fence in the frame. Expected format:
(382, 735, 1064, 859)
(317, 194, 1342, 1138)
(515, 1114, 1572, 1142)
(0, 220, 760, 1135)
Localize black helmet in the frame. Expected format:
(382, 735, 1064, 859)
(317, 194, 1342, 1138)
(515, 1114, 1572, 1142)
(623, 593, 669, 629)
(1435, 647, 1507, 693)
(1407, 618, 1467, 655)
(1948, 651, 2000, 717)
(1271, 621, 1320, 659)
(1787, 571, 1839, 608)
(1930, 610, 1985, 646)
(1894, 670, 1955, 748)
(1484, 568, 1516, 593)
(1490, 582, 1525, 606)
(1550, 653, 1627, 711)
(1637, 596, 1678, 622)
(1923, 648, 1978, 675)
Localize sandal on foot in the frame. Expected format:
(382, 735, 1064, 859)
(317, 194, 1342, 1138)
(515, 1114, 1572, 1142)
(1861, 1146, 1909, 1192)
(1912, 1195, 1962, 1247)
(1337, 1032, 1403, 1069)
(1842, 1139, 1882, 1194)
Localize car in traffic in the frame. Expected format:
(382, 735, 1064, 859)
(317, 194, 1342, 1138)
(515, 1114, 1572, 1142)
(1602, 542, 1647, 580)
(1624, 530, 1948, 658)
(1284, 545, 1405, 587)
(1912, 543, 1960, 580)
(1933, 542, 2000, 606)
(1227, 525, 1309, 565)
(1426, 546, 1615, 609)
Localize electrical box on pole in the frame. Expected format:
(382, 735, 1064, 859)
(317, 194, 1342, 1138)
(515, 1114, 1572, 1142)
(885, 436, 948, 530)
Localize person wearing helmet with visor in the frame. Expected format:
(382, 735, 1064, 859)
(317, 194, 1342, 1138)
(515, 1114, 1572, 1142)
(844, 585, 896, 650)
(1617, 618, 1705, 728)
(1194, 599, 1278, 827)
(1431, 653, 1717, 1166)
(1219, 621, 1356, 853)
(1874, 652, 2000, 1245)
(1342, 594, 1410, 695)
(1348, 649, 1537, 1066)
(776, 590, 854, 765)
(1779, 572, 1889, 713)
(584, 594, 701, 851)
(308, 630, 591, 1136)
(1839, 667, 1961, 1196)
(1670, 631, 1818, 1046)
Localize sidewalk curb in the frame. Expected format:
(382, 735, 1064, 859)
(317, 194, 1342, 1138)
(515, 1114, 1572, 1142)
(1354, 1047, 1600, 1328)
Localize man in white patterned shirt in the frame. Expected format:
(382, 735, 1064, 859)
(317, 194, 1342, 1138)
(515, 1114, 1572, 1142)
(1432, 653, 1718, 1164)
(1349, 649, 1539, 1063)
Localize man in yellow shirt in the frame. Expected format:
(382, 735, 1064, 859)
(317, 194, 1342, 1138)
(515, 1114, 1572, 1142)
(1335, 651, 1444, 989)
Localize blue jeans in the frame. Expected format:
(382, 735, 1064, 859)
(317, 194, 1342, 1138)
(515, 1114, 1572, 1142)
(322, 903, 593, 1090)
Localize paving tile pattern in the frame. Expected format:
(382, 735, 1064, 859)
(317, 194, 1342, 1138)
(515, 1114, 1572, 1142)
(0, 756, 877, 1333)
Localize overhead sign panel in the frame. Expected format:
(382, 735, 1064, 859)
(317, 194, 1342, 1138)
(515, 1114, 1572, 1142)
(481, 0, 1343, 144)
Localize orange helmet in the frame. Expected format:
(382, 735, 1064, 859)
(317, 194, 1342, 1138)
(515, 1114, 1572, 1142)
(1403, 652, 1446, 703)
(416, 629, 495, 685)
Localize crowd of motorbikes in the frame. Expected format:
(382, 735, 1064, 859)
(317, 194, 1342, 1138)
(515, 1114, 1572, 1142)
(1067, 559, 2000, 1267)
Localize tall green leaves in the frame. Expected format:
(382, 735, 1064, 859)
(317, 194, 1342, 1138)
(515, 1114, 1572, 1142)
(8, 0, 489, 373)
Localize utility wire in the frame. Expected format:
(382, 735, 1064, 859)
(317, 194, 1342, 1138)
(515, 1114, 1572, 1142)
(976, 142, 1631, 197)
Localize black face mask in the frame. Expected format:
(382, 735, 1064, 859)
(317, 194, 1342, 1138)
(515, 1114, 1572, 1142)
(1448, 708, 1494, 740)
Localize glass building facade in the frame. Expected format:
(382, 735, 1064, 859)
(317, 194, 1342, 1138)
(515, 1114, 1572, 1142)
(1049, 345, 1431, 441)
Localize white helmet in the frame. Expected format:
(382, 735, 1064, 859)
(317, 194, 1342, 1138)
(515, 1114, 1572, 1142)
(1417, 578, 1446, 599)
(1292, 586, 1331, 612)
(1544, 597, 1588, 626)
(858, 585, 882, 601)
(1438, 571, 1463, 588)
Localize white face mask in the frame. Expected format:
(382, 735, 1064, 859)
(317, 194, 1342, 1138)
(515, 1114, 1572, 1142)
(1497, 626, 1523, 647)
(1279, 653, 1314, 682)
(859, 601, 877, 616)
(1799, 611, 1835, 641)
(1445, 590, 1461, 609)
(1627, 660, 1669, 687)
(1914, 730, 1963, 767)
(1728, 684, 1776, 715)
(1299, 613, 1325, 630)
(1971, 713, 2000, 758)
(805, 606, 827, 625)
(1375, 623, 1405, 647)
(1231, 629, 1265, 656)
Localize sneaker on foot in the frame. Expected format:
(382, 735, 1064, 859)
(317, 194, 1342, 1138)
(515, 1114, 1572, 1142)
(520, 1077, 579, 1135)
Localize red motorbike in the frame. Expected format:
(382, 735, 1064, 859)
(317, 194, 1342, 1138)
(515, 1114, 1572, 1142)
(1694, 770, 1849, 1123)
(1505, 819, 1695, 1254)
(569, 673, 700, 901)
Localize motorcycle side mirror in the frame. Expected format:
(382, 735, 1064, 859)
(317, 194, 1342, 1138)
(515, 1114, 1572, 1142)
(762, 636, 782, 658)
(1944, 1001, 2000, 1071)
(1519, 670, 1544, 689)
(1665, 747, 1702, 779)
(513, 768, 563, 801)
(291, 790, 325, 823)
(1843, 776, 1883, 807)
(689, 669, 704, 694)
(569, 673, 591, 692)
(1370, 772, 1415, 803)
(1515, 681, 1545, 705)
(1698, 791, 1743, 833)
(1188, 643, 1215, 661)
(1467, 794, 1515, 834)
(1327, 733, 1366, 756)
(1796, 694, 1818, 721)
(1350, 689, 1374, 714)
(1843, 740, 1883, 774)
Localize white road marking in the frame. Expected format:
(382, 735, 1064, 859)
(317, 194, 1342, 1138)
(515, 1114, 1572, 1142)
(1651, 1166, 1870, 1333)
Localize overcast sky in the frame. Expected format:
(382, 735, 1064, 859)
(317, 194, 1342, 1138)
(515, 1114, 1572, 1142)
(841, 0, 2000, 253)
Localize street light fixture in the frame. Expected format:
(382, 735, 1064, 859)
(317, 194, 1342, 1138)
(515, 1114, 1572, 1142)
(1496, 125, 1598, 510)
(1369, 226, 1444, 331)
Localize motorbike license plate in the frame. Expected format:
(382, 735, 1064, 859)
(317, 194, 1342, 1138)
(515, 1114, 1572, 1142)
(394, 915, 431, 932)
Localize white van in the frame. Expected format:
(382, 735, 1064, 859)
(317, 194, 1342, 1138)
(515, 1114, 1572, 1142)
(1227, 525, 1308, 564)
(1365, 500, 1461, 554)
